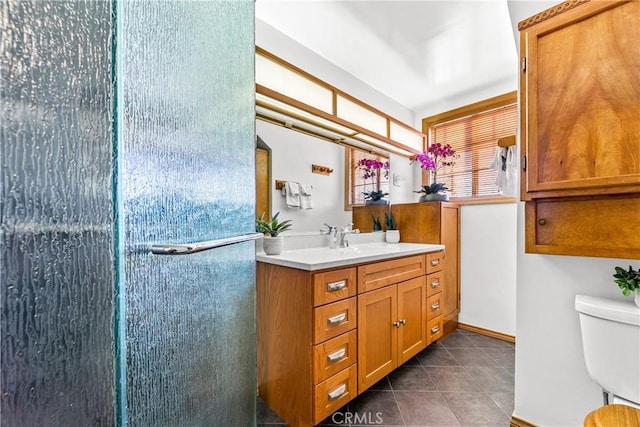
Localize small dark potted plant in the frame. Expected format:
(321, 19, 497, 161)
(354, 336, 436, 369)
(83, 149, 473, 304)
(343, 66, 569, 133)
(613, 265, 640, 307)
(364, 190, 390, 205)
(415, 183, 449, 202)
(384, 212, 399, 243)
(256, 211, 292, 255)
(371, 214, 383, 232)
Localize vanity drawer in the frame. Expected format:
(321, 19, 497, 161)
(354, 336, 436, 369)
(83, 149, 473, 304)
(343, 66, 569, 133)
(313, 330, 357, 384)
(426, 252, 444, 274)
(314, 297, 357, 344)
(426, 271, 443, 297)
(426, 316, 443, 345)
(314, 364, 357, 425)
(357, 254, 426, 293)
(313, 267, 357, 307)
(427, 293, 442, 320)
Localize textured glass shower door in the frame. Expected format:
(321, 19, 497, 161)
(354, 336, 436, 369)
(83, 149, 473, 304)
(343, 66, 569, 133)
(2, 1, 256, 426)
(117, 1, 256, 425)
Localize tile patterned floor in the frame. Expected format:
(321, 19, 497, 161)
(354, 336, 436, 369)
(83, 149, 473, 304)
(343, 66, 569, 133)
(258, 329, 515, 427)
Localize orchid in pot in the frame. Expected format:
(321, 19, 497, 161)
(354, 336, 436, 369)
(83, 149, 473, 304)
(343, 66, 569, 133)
(412, 143, 459, 202)
(356, 157, 390, 205)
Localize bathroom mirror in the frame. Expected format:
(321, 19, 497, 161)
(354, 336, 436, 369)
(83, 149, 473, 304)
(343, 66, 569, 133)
(256, 119, 392, 234)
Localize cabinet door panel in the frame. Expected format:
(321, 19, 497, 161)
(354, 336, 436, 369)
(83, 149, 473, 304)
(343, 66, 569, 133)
(357, 286, 397, 393)
(441, 206, 459, 320)
(398, 277, 426, 364)
(526, 197, 640, 259)
(524, 1, 640, 194)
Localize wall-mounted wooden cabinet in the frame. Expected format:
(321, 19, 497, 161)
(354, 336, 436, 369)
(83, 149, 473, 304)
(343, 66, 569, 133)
(519, 0, 640, 259)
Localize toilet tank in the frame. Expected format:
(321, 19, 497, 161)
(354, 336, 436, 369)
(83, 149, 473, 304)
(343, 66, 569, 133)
(575, 295, 640, 404)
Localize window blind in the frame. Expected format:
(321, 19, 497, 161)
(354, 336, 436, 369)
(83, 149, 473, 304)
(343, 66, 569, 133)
(430, 103, 518, 198)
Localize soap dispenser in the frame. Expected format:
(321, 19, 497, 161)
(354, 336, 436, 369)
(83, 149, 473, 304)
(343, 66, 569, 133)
(328, 226, 338, 249)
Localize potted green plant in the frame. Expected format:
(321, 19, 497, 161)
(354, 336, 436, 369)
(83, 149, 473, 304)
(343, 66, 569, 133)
(256, 211, 292, 255)
(613, 265, 640, 307)
(411, 143, 458, 202)
(371, 214, 382, 232)
(384, 212, 399, 243)
(415, 183, 450, 202)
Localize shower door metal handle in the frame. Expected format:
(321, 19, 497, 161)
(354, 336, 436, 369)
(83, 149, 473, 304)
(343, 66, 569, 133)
(150, 232, 263, 255)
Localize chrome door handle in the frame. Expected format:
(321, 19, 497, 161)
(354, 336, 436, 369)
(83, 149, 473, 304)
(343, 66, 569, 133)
(150, 232, 262, 255)
(327, 280, 346, 292)
(328, 384, 347, 400)
(327, 313, 346, 325)
(431, 259, 440, 266)
(431, 325, 440, 334)
(430, 280, 440, 288)
(431, 303, 440, 310)
(327, 348, 346, 362)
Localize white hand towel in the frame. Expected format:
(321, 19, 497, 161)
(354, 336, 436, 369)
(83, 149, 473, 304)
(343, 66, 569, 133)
(283, 181, 301, 208)
(299, 183, 313, 210)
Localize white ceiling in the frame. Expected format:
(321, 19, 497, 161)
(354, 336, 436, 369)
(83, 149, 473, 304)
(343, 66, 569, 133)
(255, 0, 519, 114)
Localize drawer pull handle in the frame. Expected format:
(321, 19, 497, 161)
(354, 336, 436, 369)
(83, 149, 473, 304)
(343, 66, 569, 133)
(431, 303, 440, 310)
(431, 259, 440, 266)
(538, 219, 546, 225)
(328, 384, 347, 400)
(430, 280, 440, 288)
(327, 313, 346, 325)
(327, 348, 346, 362)
(431, 325, 440, 334)
(327, 280, 347, 292)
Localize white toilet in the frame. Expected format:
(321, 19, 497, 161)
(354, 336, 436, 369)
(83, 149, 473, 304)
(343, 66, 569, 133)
(575, 295, 640, 408)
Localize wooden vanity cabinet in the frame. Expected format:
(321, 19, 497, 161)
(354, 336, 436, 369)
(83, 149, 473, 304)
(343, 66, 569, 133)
(425, 252, 444, 345)
(356, 255, 427, 392)
(390, 202, 460, 337)
(257, 252, 436, 426)
(257, 263, 358, 426)
(519, 0, 640, 259)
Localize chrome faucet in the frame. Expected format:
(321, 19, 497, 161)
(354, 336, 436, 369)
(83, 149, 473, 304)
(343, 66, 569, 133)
(322, 223, 359, 248)
(338, 223, 359, 248)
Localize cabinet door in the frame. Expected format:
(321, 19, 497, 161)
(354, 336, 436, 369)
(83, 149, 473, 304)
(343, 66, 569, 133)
(441, 205, 459, 323)
(521, 1, 640, 198)
(357, 286, 397, 393)
(397, 277, 426, 364)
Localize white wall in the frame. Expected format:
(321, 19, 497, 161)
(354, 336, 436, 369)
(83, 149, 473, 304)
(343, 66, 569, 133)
(459, 203, 517, 336)
(507, 1, 640, 425)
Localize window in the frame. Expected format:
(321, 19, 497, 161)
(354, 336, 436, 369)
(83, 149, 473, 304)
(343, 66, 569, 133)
(346, 148, 390, 209)
(422, 92, 518, 201)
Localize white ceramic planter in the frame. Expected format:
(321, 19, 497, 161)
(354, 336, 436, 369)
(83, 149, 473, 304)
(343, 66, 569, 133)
(385, 230, 400, 243)
(262, 236, 284, 255)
